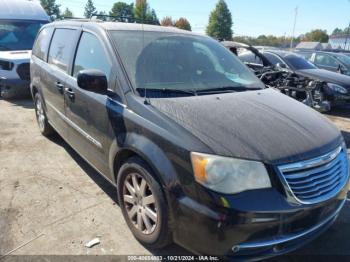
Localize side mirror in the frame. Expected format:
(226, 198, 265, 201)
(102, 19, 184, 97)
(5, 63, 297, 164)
(337, 64, 346, 74)
(77, 69, 108, 94)
(276, 63, 287, 69)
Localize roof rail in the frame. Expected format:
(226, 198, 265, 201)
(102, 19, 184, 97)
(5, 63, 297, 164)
(62, 16, 86, 20)
(90, 13, 158, 24)
(90, 13, 133, 22)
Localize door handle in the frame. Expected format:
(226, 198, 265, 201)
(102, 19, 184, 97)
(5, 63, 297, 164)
(55, 81, 64, 94)
(64, 87, 75, 100)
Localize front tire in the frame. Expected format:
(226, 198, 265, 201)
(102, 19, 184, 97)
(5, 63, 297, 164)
(117, 157, 172, 248)
(34, 93, 55, 137)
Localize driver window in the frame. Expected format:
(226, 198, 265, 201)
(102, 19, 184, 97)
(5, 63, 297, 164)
(315, 54, 338, 68)
(73, 32, 111, 80)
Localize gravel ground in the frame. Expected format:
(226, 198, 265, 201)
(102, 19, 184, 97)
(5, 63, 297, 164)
(0, 97, 349, 260)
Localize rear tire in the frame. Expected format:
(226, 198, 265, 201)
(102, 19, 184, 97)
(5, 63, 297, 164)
(34, 92, 55, 137)
(117, 157, 172, 249)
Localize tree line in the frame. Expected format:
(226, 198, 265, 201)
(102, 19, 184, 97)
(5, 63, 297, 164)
(40, 0, 337, 47)
(332, 26, 350, 36)
(233, 29, 330, 48)
(40, 0, 192, 31)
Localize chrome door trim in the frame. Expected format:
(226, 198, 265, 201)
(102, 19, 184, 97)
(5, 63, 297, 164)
(46, 101, 103, 149)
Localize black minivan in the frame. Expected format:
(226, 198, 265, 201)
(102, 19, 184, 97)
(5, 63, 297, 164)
(30, 20, 349, 259)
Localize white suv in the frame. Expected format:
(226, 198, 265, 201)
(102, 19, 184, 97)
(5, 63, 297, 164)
(0, 0, 49, 98)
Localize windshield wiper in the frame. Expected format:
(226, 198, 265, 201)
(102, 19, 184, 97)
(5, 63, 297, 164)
(136, 88, 197, 96)
(196, 86, 261, 94)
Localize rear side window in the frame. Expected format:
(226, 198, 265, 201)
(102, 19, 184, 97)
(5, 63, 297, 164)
(315, 54, 338, 68)
(32, 27, 54, 60)
(239, 52, 263, 65)
(48, 29, 76, 73)
(264, 53, 283, 66)
(73, 32, 111, 79)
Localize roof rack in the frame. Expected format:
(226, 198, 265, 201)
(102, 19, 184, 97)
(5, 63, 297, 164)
(58, 14, 159, 24)
(90, 13, 158, 24)
(58, 16, 105, 23)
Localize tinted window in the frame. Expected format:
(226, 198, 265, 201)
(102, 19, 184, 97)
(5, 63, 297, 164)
(48, 29, 76, 72)
(239, 52, 263, 65)
(73, 32, 110, 79)
(315, 54, 339, 68)
(0, 20, 47, 51)
(298, 52, 313, 60)
(264, 53, 283, 66)
(284, 54, 317, 70)
(32, 27, 53, 60)
(335, 54, 350, 66)
(110, 31, 265, 95)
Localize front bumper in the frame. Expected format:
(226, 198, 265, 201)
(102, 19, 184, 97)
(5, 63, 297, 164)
(231, 199, 345, 260)
(171, 184, 348, 259)
(0, 78, 30, 97)
(324, 86, 350, 105)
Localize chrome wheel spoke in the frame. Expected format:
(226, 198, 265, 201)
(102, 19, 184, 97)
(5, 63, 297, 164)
(128, 205, 138, 219)
(125, 181, 136, 196)
(132, 174, 140, 194)
(145, 207, 157, 222)
(141, 211, 152, 232)
(139, 179, 146, 196)
(142, 195, 155, 206)
(123, 194, 135, 204)
(137, 211, 143, 230)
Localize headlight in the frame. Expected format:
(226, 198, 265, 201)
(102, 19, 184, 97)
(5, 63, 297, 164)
(327, 83, 348, 94)
(191, 152, 271, 194)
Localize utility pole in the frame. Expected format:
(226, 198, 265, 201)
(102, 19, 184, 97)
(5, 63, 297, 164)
(290, 6, 298, 49)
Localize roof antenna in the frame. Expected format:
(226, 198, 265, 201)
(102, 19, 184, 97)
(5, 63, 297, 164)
(141, 17, 151, 105)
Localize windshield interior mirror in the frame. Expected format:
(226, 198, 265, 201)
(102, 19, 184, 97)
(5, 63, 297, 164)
(77, 69, 108, 94)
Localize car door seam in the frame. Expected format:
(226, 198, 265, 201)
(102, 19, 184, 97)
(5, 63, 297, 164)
(46, 101, 103, 149)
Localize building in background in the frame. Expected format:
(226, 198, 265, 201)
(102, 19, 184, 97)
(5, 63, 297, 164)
(295, 41, 323, 50)
(329, 35, 350, 50)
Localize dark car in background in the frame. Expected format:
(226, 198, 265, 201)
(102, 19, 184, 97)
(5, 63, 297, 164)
(31, 20, 349, 260)
(239, 50, 350, 110)
(296, 50, 350, 76)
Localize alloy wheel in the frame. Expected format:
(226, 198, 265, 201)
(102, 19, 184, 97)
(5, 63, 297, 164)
(123, 173, 158, 235)
(35, 98, 45, 131)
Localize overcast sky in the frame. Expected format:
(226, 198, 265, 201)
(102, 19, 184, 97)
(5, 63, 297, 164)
(57, 0, 350, 37)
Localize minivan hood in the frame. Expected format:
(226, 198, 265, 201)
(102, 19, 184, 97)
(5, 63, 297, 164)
(297, 69, 350, 88)
(150, 89, 342, 164)
(0, 51, 31, 61)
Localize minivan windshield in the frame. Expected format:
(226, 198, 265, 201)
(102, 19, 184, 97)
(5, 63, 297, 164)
(0, 20, 47, 51)
(110, 31, 265, 96)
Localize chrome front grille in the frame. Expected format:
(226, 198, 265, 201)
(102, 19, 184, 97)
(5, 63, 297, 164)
(278, 145, 349, 204)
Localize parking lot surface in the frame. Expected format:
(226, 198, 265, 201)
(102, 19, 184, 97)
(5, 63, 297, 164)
(0, 97, 350, 259)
